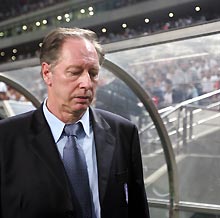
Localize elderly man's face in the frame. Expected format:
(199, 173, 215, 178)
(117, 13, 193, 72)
(42, 38, 100, 122)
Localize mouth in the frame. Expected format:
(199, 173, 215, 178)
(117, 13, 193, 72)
(74, 95, 91, 103)
(76, 95, 90, 99)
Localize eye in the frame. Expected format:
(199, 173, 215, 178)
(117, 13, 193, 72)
(89, 71, 99, 80)
(66, 70, 81, 77)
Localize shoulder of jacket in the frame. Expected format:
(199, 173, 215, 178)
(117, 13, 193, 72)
(0, 110, 35, 128)
(92, 107, 135, 128)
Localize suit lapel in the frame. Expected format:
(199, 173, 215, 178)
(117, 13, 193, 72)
(29, 106, 73, 203)
(90, 108, 116, 204)
(29, 106, 116, 206)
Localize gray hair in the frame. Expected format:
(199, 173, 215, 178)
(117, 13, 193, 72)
(40, 27, 105, 67)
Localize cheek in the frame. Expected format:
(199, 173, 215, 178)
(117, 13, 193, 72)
(92, 82, 98, 91)
(56, 78, 75, 90)
(52, 80, 72, 98)
(67, 85, 80, 99)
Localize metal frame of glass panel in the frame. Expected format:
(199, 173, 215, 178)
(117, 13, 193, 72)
(0, 74, 40, 107)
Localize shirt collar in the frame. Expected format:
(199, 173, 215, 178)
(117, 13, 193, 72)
(79, 107, 90, 137)
(43, 99, 90, 142)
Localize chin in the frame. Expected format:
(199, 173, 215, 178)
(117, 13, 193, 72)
(74, 104, 89, 113)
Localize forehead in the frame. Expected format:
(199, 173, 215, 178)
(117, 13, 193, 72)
(60, 38, 98, 60)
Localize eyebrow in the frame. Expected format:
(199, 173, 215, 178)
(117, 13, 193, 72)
(66, 65, 100, 71)
(66, 66, 81, 70)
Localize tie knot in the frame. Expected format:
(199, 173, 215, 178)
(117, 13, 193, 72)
(64, 122, 82, 137)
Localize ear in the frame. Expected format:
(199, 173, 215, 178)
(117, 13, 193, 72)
(41, 62, 52, 86)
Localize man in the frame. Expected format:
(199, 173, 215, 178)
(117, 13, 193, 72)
(0, 27, 150, 218)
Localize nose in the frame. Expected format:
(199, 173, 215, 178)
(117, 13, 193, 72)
(79, 71, 93, 90)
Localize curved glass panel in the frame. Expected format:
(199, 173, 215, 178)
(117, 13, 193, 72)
(105, 29, 220, 211)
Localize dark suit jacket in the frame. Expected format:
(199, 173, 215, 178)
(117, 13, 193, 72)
(0, 105, 150, 218)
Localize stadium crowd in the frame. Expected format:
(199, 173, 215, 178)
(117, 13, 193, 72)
(131, 55, 220, 108)
(0, 0, 145, 22)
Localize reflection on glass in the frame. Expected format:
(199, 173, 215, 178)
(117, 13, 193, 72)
(95, 68, 145, 122)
